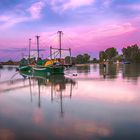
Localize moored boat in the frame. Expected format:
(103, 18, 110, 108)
(19, 59, 65, 76)
(32, 59, 64, 75)
(19, 31, 72, 77)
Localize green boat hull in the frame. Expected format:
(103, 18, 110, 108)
(32, 66, 64, 75)
(19, 65, 64, 77)
(19, 65, 32, 72)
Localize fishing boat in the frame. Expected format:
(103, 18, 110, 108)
(32, 60, 65, 76)
(19, 31, 72, 76)
(19, 58, 32, 72)
(19, 58, 65, 76)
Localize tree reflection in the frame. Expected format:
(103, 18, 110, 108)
(122, 64, 140, 81)
(99, 64, 118, 79)
(76, 65, 90, 74)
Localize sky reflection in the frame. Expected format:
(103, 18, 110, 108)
(0, 64, 140, 139)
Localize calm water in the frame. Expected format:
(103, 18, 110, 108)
(0, 64, 140, 140)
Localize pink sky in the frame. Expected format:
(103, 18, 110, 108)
(0, 0, 140, 60)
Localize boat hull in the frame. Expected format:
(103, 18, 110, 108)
(19, 65, 64, 77)
(32, 66, 64, 76)
(19, 66, 32, 72)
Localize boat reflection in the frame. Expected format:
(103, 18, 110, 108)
(24, 74, 76, 117)
(0, 72, 76, 117)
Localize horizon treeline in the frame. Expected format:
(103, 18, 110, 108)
(65, 44, 140, 64)
(1, 44, 140, 65)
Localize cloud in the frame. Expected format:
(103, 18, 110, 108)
(101, 0, 112, 8)
(124, 4, 140, 11)
(0, 1, 47, 30)
(89, 23, 135, 38)
(60, 22, 135, 45)
(0, 0, 48, 29)
(50, 0, 95, 13)
(31, 21, 136, 56)
(0, 15, 11, 21)
(62, 0, 95, 10)
(0, 15, 29, 30)
(28, 1, 46, 19)
(116, 3, 140, 12)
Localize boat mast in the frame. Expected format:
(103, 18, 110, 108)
(57, 31, 63, 59)
(50, 46, 52, 59)
(36, 35, 40, 59)
(29, 38, 31, 60)
(69, 48, 72, 65)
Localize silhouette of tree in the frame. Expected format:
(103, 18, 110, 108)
(83, 53, 90, 63)
(105, 47, 118, 60)
(76, 54, 84, 64)
(76, 54, 90, 64)
(122, 44, 140, 63)
(99, 51, 107, 62)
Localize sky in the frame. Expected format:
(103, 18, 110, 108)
(0, 0, 140, 61)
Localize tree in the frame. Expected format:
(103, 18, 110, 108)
(93, 58, 98, 63)
(105, 47, 118, 60)
(76, 54, 90, 64)
(122, 44, 140, 63)
(71, 57, 76, 65)
(76, 54, 83, 64)
(99, 51, 107, 62)
(113, 55, 123, 62)
(83, 53, 90, 63)
(65, 56, 71, 64)
(65, 56, 76, 65)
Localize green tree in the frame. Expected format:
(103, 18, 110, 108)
(99, 51, 107, 62)
(93, 58, 98, 63)
(105, 47, 118, 60)
(113, 55, 123, 62)
(76, 54, 83, 64)
(122, 44, 140, 63)
(71, 57, 76, 65)
(65, 56, 71, 64)
(83, 53, 90, 63)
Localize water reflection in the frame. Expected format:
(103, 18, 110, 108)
(122, 64, 140, 81)
(0, 65, 139, 140)
(94, 64, 140, 81)
(11, 74, 77, 117)
(76, 65, 90, 74)
(99, 64, 120, 79)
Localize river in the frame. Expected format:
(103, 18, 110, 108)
(0, 64, 140, 140)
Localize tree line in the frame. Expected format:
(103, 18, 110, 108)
(65, 53, 92, 65)
(65, 44, 140, 64)
(2, 44, 140, 65)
